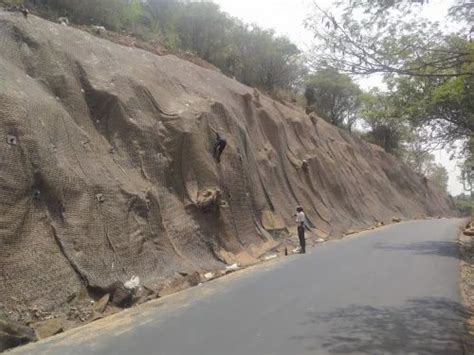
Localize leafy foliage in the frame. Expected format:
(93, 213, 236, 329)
(361, 90, 450, 193)
(460, 138, 474, 192)
(401, 144, 449, 192)
(453, 193, 474, 216)
(305, 0, 473, 77)
(359, 90, 408, 155)
(305, 69, 361, 130)
(428, 164, 449, 192)
(383, 62, 474, 151)
(21, 0, 135, 31)
(13, 0, 305, 94)
(306, 0, 473, 194)
(146, 1, 305, 92)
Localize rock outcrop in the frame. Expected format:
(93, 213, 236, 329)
(0, 12, 455, 323)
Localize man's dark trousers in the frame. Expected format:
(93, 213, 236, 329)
(298, 225, 305, 253)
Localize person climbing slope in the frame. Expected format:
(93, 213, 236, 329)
(211, 128, 227, 163)
(295, 206, 306, 254)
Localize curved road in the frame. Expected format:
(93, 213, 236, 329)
(11, 219, 467, 355)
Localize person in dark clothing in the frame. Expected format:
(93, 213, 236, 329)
(295, 206, 306, 253)
(211, 129, 227, 162)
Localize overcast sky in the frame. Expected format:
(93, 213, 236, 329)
(213, 0, 465, 196)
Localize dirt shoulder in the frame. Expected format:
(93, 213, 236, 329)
(459, 219, 474, 353)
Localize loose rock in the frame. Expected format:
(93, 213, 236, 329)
(464, 229, 474, 237)
(204, 272, 215, 280)
(32, 318, 65, 339)
(263, 254, 278, 261)
(93, 294, 110, 314)
(0, 317, 37, 351)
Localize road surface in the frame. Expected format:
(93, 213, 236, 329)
(10, 219, 467, 355)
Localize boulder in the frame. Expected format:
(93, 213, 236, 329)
(225, 264, 240, 273)
(203, 272, 215, 280)
(95, 281, 133, 308)
(186, 272, 202, 287)
(0, 317, 37, 351)
(464, 229, 474, 237)
(392, 217, 402, 223)
(263, 253, 278, 261)
(93, 294, 110, 314)
(196, 189, 221, 211)
(32, 318, 65, 339)
(160, 272, 202, 297)
(111, 286, 133, 308)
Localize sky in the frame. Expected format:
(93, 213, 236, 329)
(213, 0, 465, 196)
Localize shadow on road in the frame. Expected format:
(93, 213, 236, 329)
(292, 297, 467, 354)
(374, 241, 460, 259)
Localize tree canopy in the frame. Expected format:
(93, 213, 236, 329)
(359, 90, 408, 155)
(306, 0, 473, 194)
(305, 0, 473, 77)
(11, 0, 305, 94)
(305, 69, 362, 130)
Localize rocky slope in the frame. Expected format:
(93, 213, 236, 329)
(0, 12, 455, 331)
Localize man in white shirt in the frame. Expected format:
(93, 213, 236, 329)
(295, 206, 306, 254)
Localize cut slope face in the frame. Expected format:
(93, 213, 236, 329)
(0, 13, 455, 314)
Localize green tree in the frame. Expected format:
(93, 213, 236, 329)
(360, 90, 408, 155)
(401, 139, 433, 174)
(145, 0, 305, 93)
(19, 0, 307, 95)
(1, 0, 24, 6)
(305, 69, 362, 130)
(305, 0, 473, 161)
(172, 2, 233, 62)
(236, 28, 303, 92)
(384, 65, 474, 150)
(121, 0, 146, 29)
(24, 0, 132, 30)
(305, 0, 473, 77)
(460, 139, 474, 193)
(401, 139, 450, 192)
(453, 193, 474, 216)
(428, 164, 449, 192)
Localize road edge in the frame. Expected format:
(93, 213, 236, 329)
(459, 219, 474, 354)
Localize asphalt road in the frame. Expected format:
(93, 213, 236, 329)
(11, 219, 467, 355)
